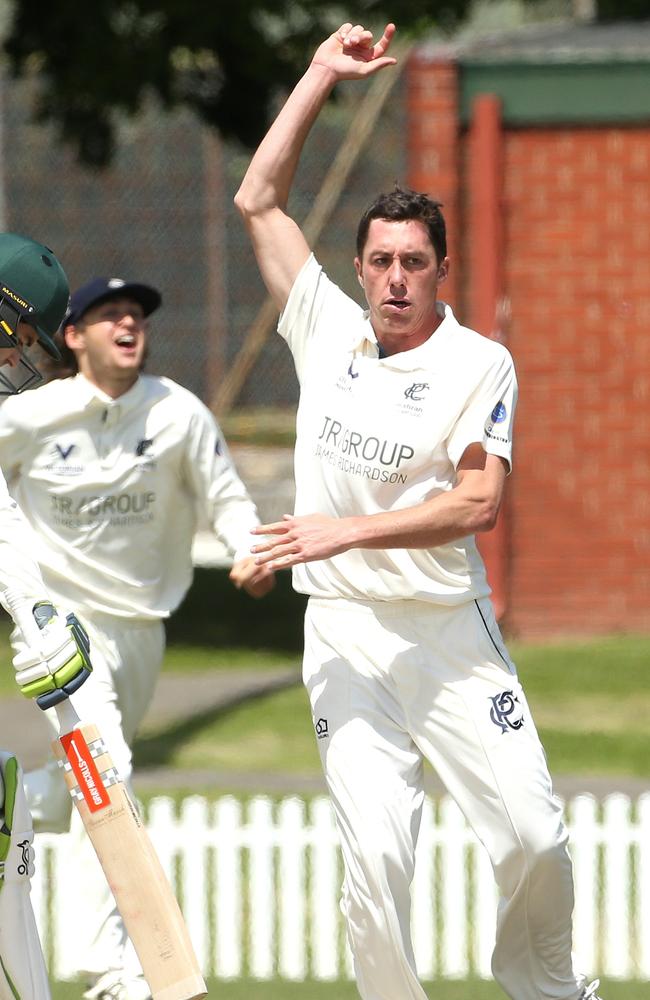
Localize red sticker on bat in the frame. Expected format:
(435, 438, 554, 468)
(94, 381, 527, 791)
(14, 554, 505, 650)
(60, 730, 110, 812)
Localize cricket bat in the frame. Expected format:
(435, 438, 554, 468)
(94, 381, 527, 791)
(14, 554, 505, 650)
(10, 597, 207, 1000)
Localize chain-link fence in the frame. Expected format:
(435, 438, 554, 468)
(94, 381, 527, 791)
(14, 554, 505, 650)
(1, 69, 407, 413)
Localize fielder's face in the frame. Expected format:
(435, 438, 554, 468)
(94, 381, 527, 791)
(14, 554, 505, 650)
(354, 218, 449, 356)
(65, 296, 148, 391)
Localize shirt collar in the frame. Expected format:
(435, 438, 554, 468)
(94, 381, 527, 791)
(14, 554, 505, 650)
(354, 302, 457, 371)
(74, 372, 146, 414)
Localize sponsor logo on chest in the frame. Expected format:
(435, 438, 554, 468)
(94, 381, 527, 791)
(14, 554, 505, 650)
(45, 442, 85, 476)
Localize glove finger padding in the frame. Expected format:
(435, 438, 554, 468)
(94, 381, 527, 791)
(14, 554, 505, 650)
(12, 603, 93, 710)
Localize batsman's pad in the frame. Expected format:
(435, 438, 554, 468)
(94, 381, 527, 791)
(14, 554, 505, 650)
(0, 751, 50, 1000)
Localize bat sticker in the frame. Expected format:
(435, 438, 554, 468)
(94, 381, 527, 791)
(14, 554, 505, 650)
(60, 729, 111, 812)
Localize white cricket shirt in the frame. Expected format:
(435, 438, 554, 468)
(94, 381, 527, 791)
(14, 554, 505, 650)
(278, 254, 518, 605)
(0, 471, 49, 610)
(0, 374, 261, 619)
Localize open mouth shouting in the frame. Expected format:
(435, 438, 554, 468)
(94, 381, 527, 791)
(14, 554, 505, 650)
(115, 331, 138, 352)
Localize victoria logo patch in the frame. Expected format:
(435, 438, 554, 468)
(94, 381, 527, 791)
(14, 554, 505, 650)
(55, 443, 75, 461)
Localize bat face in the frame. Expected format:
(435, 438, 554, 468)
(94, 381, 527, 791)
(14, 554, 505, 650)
(54, 723, 206, 1000)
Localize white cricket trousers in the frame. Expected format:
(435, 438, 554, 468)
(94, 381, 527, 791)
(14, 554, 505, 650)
(303, 596, 585, 1000)
(24, 609, 165, 985)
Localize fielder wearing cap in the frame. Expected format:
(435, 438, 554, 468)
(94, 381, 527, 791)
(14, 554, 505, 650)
(63, 276, 162, 327)
(0, 233, 95, 999)
(0, 273, 275, 1000)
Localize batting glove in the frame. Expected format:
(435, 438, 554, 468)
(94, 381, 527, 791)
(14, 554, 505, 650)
(12, 601, 92, 710)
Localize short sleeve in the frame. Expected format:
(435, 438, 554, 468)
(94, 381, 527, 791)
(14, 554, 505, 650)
(278, 254, 364, 382)
(446, 346, 518, 471)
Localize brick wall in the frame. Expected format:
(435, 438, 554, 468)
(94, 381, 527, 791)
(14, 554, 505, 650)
(407, 55, 650, 638)
(503, 127, 650, 637)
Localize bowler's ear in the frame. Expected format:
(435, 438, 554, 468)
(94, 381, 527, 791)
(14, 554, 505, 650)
(437, 257, 450, 285)
(354, 257, 364, 287)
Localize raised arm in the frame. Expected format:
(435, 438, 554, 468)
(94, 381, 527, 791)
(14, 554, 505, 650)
(234, 21, 397, 312)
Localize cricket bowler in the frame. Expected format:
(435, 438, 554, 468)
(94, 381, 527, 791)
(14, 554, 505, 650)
(235, 18, 604, 1000)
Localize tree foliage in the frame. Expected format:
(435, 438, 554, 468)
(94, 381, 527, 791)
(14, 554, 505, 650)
(5, 1, 647, 167)
(3, 0, 469, 167)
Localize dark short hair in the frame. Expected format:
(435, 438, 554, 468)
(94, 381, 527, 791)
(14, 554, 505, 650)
(356, 185, 447, 264)
(40, 330, 77, 379)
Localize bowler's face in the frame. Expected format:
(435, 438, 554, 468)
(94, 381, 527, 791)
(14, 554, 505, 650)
(355, 218, 448, 355)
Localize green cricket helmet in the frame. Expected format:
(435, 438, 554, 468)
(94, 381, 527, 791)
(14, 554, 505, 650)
(0, 233, 69, 394)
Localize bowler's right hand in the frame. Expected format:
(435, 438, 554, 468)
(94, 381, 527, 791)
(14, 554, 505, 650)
(311, 21, 398, 82)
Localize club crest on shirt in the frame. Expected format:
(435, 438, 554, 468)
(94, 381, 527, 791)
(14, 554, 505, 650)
(404, 382, 430, 402)
(398, 380, 431, 417)
(135, 438, 153, 457)
(135, 438, 157, 469)
(489, 690, 524, 734)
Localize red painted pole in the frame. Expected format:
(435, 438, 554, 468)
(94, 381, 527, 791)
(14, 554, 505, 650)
(468, 95, 510, 622)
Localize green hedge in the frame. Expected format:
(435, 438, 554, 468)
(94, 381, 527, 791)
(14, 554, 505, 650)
(166, 567, 307, 652)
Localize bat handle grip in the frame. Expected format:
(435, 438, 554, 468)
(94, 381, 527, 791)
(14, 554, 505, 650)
(54, 697, 81, 736)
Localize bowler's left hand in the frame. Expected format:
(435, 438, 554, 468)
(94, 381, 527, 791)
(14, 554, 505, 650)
(251, 514, 352, 570)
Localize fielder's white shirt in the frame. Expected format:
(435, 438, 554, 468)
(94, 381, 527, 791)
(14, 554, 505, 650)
(278, 254, 518, 605)
(0, 373, 261, 620)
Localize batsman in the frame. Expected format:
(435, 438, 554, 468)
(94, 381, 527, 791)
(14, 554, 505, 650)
(0, 234, 93, 1000)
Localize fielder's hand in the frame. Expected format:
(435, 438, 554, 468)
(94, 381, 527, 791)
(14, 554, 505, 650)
(229, 556, 276, 598)
(12, 602, 92, 710)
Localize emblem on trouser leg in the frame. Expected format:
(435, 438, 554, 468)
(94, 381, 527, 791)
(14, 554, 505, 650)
(315, 718, 329, 740)
(489, 690, 524, 734)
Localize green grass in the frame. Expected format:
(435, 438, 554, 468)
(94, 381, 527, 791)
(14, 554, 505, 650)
(130, 631, 650, 783)
(49, 978, 650, 1000)
(513, 634, 650, 777)
(134, 682, 312, 775)
(2, 571, 649, 781)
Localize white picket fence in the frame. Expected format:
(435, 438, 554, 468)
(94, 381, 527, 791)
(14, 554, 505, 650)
(32, 792, 650, 982)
